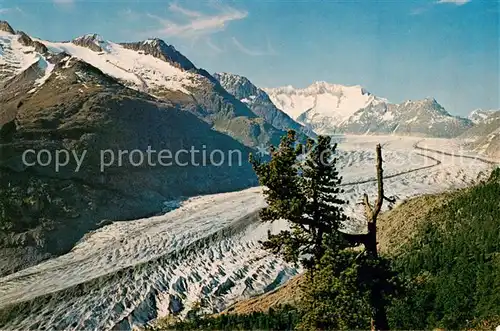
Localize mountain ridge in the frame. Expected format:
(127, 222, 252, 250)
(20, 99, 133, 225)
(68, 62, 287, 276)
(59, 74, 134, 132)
(264, 82, 473, 137)
(214, 72, 314, 138)
(2, 20, 480, 141)
(462, 110, 500, 159)
(468, 108, 497, 124)
(1, 23, 285, 148)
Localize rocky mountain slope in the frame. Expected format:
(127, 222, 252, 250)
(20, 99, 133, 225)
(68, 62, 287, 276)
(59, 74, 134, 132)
(468, 108, 496, 124)
(0, 22, 262, 275)
(462, 110, 500, 159)
(214, 73, 313, 137)
(340, 98, 473, 138)
(462, 110, 500, 139)
(22, 28, 283, 148)
(264, 82, 473, 137)
(472, 132, 500, 159)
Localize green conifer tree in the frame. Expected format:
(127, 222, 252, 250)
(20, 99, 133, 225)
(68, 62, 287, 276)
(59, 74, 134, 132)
(250, 130, 347, 268)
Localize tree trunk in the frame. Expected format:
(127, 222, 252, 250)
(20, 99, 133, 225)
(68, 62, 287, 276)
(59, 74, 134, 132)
(365, 144, 390, 330)
(365, 222, 378, 258)
(369, 144, 390, 330)
(340, 144, 391, 330)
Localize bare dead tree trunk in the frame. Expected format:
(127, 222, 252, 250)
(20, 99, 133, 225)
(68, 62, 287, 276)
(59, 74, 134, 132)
(344, 144, 392, 330)
(363, 144, 384, 253)
(365, 144, 390, 331)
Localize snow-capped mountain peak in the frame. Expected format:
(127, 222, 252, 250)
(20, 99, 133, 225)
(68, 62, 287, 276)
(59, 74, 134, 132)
(0, 23, 53, 84)
(263, 82, 387, 131)
(303, 81, 368, 96)
(142, 38, 175, 51)
(37, 35, 204, 95)
(1, 23, 212, 100)
(68, 35, 196, 73)
(214, 72, 254, 93)
(73, 33, 105, 42)
(338, 97, 472, 137)
(412, 97, 449, 115)
(263, 81, 471, 137)
(267, 81, 373, 97)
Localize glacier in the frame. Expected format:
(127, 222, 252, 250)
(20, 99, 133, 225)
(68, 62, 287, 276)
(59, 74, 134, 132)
(0, 136, 497, 330)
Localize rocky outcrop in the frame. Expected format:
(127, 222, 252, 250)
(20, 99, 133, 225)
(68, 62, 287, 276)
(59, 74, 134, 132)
(72, 34, 105, 52)
(0, 20, 15, 34)
(17, 31, 49, 54)
(121, 39, 197, 71)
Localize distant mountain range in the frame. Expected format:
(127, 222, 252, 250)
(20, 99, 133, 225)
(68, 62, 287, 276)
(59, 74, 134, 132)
(0, 19, 487, 145)
(264, 82, 387, 133)
(264, 83, 474, 138)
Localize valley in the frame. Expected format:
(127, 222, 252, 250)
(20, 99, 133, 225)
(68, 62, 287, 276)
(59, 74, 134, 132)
(0, 136, 496, 330)
(0, 12, 498, 330)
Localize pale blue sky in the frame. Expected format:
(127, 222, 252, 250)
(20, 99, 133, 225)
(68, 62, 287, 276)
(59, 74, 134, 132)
(1, 0, 498, 116)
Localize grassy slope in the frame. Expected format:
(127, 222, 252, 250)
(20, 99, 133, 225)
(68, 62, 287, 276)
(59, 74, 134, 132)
(377, 192, 458, 255)
(221, 274, 305, 316)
